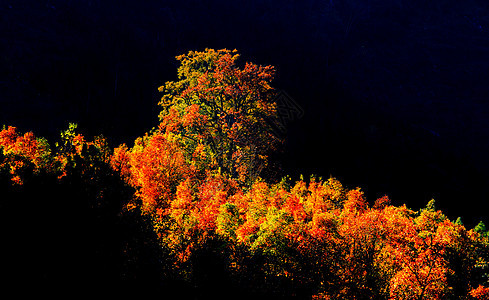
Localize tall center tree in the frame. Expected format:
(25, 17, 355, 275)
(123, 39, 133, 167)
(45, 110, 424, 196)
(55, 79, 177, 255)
(157, 48, 282, 185)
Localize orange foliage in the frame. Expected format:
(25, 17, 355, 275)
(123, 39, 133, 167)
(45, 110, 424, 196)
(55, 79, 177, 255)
(103, 49, 489, 298)
(0, 126, 51, 184)
(119, 132, 197, 215)
(158, 48, 282, 185)
(4, 48, 487, 297)
(470, 285, 489, 299)
(116, 128, 489, 297)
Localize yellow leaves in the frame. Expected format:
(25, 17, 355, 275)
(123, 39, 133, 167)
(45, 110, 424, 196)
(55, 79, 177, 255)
(291, 179, 307, 199)
(250, 206, 292, 254)
(322, 177, 345, 206)
(192, 143, 207, 161)
(216, 202, 241, 240)
(433, 219, 462, 247)
(302, 180, 337, 218)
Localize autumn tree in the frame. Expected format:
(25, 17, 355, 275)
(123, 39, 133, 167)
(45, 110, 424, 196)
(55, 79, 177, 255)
(110, 49, 287, 280)
(157, 48, 282, 185)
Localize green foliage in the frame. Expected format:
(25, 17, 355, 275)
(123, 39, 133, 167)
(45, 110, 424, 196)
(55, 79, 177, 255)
(426, 198, 436, 212)
(475, 221, 488, 237)
(216, 202, 242, 241)
(56, 123, 78, 152)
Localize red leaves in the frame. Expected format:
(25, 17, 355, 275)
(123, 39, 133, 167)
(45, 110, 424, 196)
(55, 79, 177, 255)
(194, 175, 230, 232)
(2, 49, 486, 297)
(283, 194, 306, 222)
(158, 106, 182, 134)
(172, 178, 195, 211)
(4, 119, 482, 299)
(157, 48, 282, 185)
(344, 188, 367, 213)
(374, 195, 391, 209)
(182, 104, 207, 128)
(103, 48, 489, 298)
(470, 285, 489, 299)
(121, 132, 196, 214)
(0, 126, 49, 184)
(122, 160, 485, 298)
(0, 127, 39, 162)
(110, 143, 131, 178)
(2, 125, 479, 299)
(0, 126, 18, 147)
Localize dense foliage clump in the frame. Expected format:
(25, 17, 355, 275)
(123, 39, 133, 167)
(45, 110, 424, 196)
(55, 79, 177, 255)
(1, 49, 488, 298)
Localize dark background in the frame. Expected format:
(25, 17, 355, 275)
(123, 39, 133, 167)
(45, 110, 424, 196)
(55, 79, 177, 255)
(2, 0, 489, 227)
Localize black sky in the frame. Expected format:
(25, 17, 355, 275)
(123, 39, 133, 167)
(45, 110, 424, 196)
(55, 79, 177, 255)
(1, 0, 489, 227)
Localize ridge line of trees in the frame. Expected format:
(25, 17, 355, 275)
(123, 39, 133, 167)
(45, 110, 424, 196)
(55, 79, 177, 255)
(1, 49, 488, 299)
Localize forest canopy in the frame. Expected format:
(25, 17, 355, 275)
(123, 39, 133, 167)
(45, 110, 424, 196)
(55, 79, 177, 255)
(1, 49, 488, 299)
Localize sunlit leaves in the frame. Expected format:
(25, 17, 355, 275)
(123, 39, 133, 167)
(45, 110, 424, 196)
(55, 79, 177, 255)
(157, 48, 282, 185)
(474, 221, 488, 237)
(470, 285, 489, 299)
(216, 202, 242, 241)
(4, 48, 479, 298)
(0, 126, 52, 184)
(3, 49, 484, 297)
(121, 132, 196, 215)
(3, 119, 489, 298)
